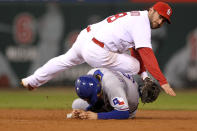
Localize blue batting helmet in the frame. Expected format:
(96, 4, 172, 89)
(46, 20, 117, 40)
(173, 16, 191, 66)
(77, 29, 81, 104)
(75, 75, 101, 106)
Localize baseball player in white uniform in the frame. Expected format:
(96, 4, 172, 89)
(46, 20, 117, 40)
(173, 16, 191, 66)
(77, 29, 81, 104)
(21, 2, 176, 96)
(70, 68, 139, 119)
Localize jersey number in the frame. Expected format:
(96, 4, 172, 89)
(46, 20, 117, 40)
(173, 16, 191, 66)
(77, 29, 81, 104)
(107, 12, 127, 23)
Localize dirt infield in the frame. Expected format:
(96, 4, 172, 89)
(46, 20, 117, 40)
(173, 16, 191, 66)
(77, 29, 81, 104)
(0, 109, 197, 131)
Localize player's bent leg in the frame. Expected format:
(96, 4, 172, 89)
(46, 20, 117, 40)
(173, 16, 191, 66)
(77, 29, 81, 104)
(109, 53, 140, 75)
(72, 98, 89, 110)
(82, 42, 140, 75)
(21, 28, 88, 89)
(22, 47, 85, 88)
(81, 40, 116, 68)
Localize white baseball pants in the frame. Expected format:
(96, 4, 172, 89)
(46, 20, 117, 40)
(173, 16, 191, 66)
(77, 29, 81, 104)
(23, 29, 140, 87)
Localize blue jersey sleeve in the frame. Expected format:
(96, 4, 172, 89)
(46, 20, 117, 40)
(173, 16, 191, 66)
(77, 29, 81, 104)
(98, 110, 129, 119)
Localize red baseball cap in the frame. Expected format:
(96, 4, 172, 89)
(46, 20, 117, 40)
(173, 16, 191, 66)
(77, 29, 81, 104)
(153, 2, 172, 24)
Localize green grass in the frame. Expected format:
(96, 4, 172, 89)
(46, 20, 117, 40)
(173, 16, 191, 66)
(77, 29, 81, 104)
(138, 90, 197, 110)
(0, 88, 196, 110)
(0, 88, 77, 109)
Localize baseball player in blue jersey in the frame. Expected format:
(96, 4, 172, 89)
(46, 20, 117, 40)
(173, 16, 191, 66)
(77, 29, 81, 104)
(68, 68, 160, 120)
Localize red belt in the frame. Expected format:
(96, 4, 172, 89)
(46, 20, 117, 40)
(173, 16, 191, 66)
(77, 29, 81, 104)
(86, 26, 104, 48)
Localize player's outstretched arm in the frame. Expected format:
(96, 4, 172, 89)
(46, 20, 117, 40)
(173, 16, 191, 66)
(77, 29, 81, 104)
(67, 110, 98, 120)
(137, 47, 176, 96)
(84, 110, 130, 120)
(67, 110, 130, 120)
(161, 83, 176, 96)
(85, 111, 98, 120)
(67, 109, 88, 119)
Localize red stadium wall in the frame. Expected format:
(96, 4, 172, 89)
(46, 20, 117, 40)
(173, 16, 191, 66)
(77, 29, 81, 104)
(131, 0, 197, 3)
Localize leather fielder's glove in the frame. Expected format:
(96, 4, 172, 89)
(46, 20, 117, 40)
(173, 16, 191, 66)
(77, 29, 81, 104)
(140, 77, 161, 104)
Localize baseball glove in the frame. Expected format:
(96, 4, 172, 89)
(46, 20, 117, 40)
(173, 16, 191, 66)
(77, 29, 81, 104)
(140, 77, 161, 104)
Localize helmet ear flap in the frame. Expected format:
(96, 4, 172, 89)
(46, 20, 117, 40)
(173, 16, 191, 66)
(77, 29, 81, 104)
(94, 74, 102, 82)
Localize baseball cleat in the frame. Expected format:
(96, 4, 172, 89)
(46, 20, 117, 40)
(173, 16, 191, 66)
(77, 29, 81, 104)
(21, 79, 36, 91)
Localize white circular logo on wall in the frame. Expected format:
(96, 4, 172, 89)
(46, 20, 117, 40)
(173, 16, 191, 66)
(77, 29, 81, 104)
(167, 9, 171, 16)
(13, 13, 36, 45)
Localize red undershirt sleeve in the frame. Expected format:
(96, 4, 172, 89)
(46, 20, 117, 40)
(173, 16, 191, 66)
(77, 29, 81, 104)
(132, 47, 167, 86)
(130, 48, 146, 74)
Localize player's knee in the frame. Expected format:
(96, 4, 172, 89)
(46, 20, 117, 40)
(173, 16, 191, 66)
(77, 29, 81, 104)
(72, 98, 89, 110)
(131, 58, 140, 74)
(136, 61, 140, 73)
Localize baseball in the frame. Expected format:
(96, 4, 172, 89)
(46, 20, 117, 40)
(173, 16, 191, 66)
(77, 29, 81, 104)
(66, 113, 72, 119)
